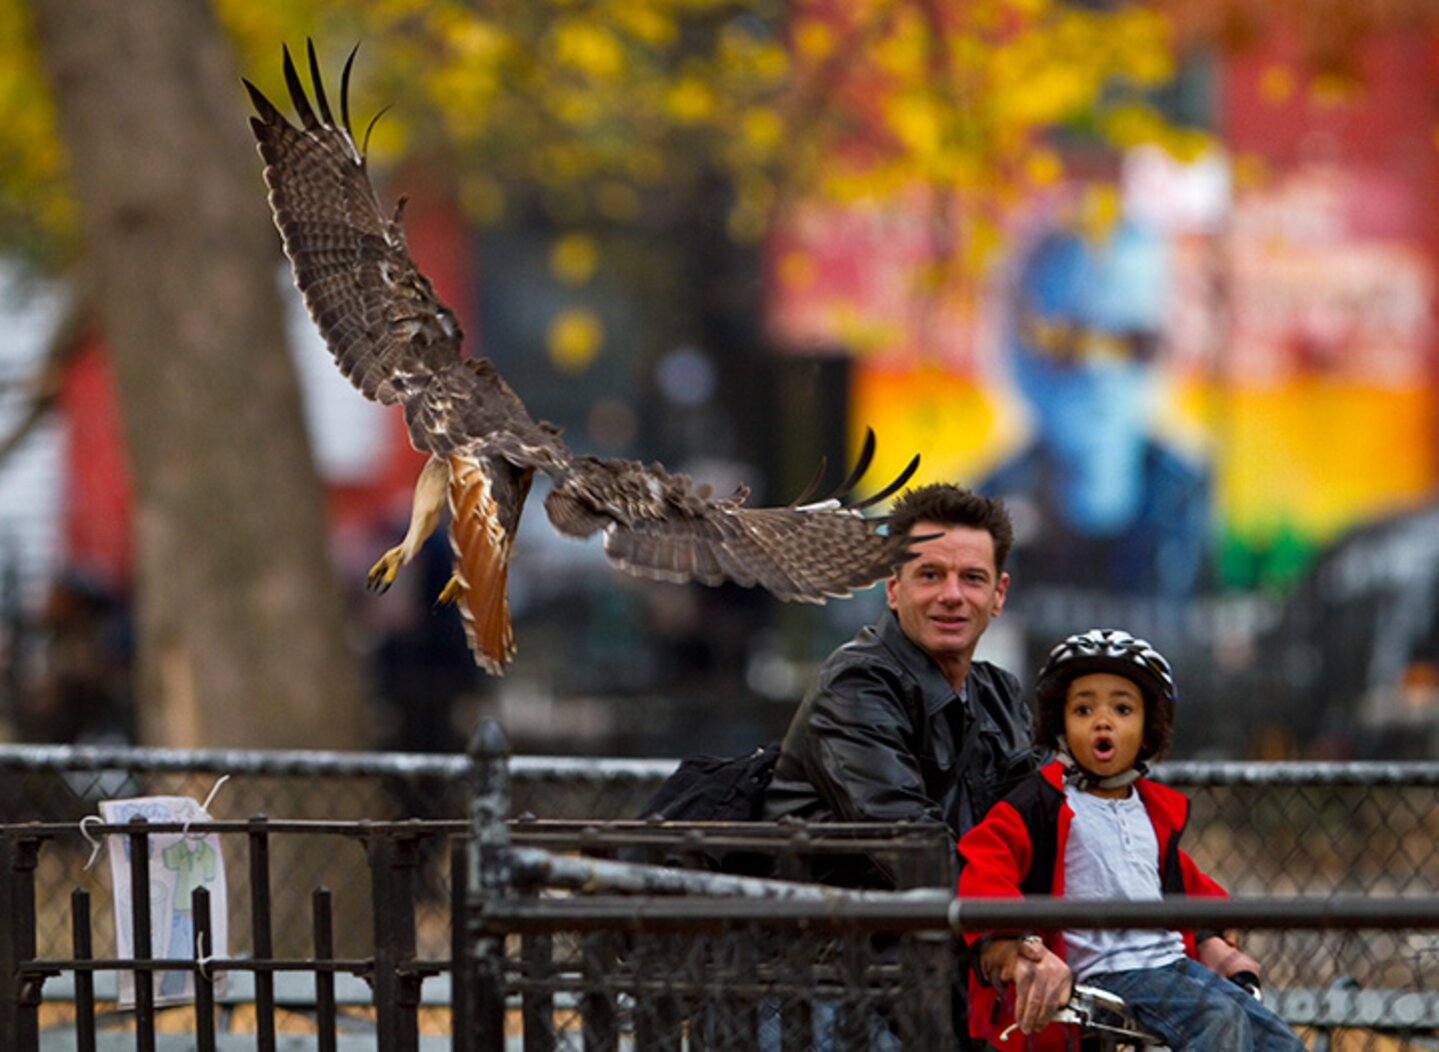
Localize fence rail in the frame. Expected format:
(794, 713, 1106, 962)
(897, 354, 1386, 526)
(5, 734, 1439, 1049)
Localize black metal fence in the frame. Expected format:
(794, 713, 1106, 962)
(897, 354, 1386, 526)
(0, 816, 470, 1052)
(5, 735, 1439, 1049)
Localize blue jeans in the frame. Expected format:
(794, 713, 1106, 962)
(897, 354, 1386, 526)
(1089, 957, 1304, 1051)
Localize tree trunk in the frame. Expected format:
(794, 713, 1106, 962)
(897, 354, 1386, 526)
(29, 0, 367, 749)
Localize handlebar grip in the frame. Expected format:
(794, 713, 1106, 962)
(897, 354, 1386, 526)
(1229, 970, 1262, 999)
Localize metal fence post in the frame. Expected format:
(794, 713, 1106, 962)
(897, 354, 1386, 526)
(371, 828, 422, 1052)
(449, 839, 472, 1052)
(468, 719, 512, 1050)
(248, 815, 276, 1052)
(0, 831, 18, 1049)
(127, 818, 156, 1052)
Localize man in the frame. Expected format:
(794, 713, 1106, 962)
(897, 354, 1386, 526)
(763, 484, 1039, 885)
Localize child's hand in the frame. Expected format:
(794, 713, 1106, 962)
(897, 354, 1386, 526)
(1196, 932, 1262, 982)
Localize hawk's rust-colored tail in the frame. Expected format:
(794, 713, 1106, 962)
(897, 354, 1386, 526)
(446, 453, 533, 673)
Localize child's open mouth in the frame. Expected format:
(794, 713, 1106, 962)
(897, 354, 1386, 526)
(1092, 737, 1115, 762)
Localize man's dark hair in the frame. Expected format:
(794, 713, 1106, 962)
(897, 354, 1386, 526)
(888, 484, 1015, 573)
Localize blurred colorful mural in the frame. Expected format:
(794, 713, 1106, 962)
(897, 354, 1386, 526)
(765, 33, 1439, 758)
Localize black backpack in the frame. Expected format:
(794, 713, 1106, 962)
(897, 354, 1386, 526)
(637, 742, 780, 822)
(626, 742, 781, 875)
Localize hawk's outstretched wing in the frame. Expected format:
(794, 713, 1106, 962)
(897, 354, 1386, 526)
(247, 43, 926, 672)
(541, 428, 922, 604)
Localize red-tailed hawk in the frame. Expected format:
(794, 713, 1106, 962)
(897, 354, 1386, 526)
(245, 43, 923, 673)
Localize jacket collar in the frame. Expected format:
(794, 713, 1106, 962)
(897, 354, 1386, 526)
(1038, 759, 1190, 832)
(876, 609, 965, 718)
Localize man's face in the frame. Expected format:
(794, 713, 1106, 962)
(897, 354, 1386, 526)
(885, 523, 1009, 666)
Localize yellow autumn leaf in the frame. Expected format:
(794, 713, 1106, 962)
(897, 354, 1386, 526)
(552, 19, 626, 81)
(888, 93, 944, 156)
(551, 233, 600, 285)
(611, 4, 676, 48)
(874, 12, 926, 77)
(1025, 148, 1064, 188)
(741, 107, 784, 151)
(666, 75, 715, 122)
(446, 18, 510, 62)
(548, 308, 604, 372)
(793, 19, 835, 62)
(1101, 102, 1169, 148)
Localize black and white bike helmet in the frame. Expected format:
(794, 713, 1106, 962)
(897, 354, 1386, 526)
(1034, 628, 1178, 761)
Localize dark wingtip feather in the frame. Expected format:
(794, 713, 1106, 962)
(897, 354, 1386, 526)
(306, 39, 335, 127)
(851, 452, 921, 511)
(340, 42, 361, 135)
(281, 43, 318, 130)
(242, 78, 282, 124)
(786, 454, 830, 508)
(822, 427, 876, 503)
(362, 104, 392, 158)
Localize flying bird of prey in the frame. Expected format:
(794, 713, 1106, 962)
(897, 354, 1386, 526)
(244, 42, 923, 673)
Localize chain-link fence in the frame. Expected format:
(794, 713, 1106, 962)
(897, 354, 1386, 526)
(6, 743, 1439, 1048)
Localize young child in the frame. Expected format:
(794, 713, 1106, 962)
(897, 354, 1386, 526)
(957, 628, 1303, 1050)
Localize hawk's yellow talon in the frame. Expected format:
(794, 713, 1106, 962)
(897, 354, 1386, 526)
(436, 576, 463, 606)
(367, 549, 403, 593)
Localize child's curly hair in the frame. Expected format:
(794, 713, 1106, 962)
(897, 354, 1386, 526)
(1032, 628, 1177, 763)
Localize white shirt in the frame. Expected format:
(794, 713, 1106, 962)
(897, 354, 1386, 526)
(1062, 783, 1186, 981)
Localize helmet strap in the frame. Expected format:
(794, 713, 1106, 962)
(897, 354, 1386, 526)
(1056, 740, 1147, 792)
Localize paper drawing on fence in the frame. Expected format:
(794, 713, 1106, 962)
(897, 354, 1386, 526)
(99, 795, 229, 1007)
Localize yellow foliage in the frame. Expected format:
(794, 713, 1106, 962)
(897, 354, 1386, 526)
(446, 19, 511, 63)
(666, 75, 716, 122)
(1161, 127, 1215, 165)
(874, 9, 927, 80)
(1004, 0, 1049, 17)
(1100, 102, 1171, 149)
(741, 107, 784, 151)
(793, 19, 836, 62)
(1024, 148, 1064, 188)
(550, 19, 626, 81)
(888, 93, 944, 156)
(0, 0, 1214, 280)
(547, 307, 604, 372)
(609, 3, 677, 48)
(551, 233, 600, 285)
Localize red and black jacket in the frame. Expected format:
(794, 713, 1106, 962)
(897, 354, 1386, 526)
(956, 761, 1227, 1050)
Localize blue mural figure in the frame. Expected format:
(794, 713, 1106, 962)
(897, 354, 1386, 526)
(978, 214, 1210, 598)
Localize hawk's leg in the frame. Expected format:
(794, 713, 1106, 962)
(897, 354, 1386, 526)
(367, 456, 451, 593)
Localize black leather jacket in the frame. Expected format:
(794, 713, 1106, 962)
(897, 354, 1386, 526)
(764, 610, 1037, 867)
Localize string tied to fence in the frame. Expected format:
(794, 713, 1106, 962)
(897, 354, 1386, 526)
(78, 772, 232, 869)
(184, 774, 231, 841)
(195, 928, 215, 982)
(79, 814, 105, 870)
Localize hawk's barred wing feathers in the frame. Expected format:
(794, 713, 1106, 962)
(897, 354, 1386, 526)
(247, 42, 926, 671)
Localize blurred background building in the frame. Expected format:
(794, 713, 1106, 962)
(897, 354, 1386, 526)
(1, 1, 1438, 761)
